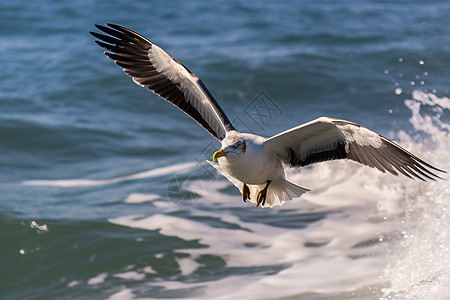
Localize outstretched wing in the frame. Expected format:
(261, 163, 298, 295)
(264, 117, 445, 180)
(90, 23, 235, 141)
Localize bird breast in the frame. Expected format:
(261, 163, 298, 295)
(219, 136, 284, 184)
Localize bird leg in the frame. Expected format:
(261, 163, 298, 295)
(256, 180, 271, 207)
(242, 183, 250, 202)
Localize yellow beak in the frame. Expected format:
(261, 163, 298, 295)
(213, 149, 229, 161)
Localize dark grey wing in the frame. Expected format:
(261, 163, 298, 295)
(90, 23, 235, 141)
(264, 117, 445, 180)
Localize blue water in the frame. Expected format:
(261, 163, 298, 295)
(1, 1, 450, 299)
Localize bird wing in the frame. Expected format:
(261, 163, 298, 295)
(264, 117, 445, 180)
(90, 23, 235, 141)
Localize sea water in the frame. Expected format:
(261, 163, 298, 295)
(1, 1, 449, 299)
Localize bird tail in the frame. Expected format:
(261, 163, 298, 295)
(207, 160, 309, 208)
(282, 179, 310, 200)
(261, 178, 310, 208)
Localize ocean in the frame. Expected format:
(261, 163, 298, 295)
(1, 0, 450, 299)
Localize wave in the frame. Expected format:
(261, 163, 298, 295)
(106, 91, 448, 299)
(21, 91, 449, 299)
(21, 162, 197, 188)
(381, 91, 450, 299)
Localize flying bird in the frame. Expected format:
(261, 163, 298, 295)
(90, 24, 445, 208)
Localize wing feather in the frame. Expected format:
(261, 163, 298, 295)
(264, 117, 445, 180)
(90, 23, 235, 141)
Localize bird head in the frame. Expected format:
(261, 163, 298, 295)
(213, 134, 246, 161)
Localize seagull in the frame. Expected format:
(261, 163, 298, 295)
(90, 23, 445, 208)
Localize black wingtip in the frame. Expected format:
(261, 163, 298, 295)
(94, 40, 113, 52)
(89, 22, 233, 141)
(90, 31, 108, 40)
(106, 23, 125, 31)
(94, 24, 104, 31)
(381, 136, 446, 180)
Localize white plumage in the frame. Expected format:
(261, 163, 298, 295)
(91, 24, 445, 208)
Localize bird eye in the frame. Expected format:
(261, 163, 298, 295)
(233, 144, 239, 149)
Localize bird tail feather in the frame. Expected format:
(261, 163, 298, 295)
(282, 179, 310, 200)
(207, 160, 309, 208)
(261, 178, 309, 208)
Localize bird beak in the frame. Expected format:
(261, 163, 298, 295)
(213, 149, 229, 161)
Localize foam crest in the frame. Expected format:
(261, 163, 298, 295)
(405, 91, 450, 135)
(382, 91, 450, 299)
(125, 193, 160, 204)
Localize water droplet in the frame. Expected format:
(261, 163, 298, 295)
(19, 249, 25, 255)
(30, 220, 48, 232)
(395, 88, 403, 95)
(419, 60, 424, 65)
(398, 57, 404, 62)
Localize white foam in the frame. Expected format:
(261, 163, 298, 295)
(143, 266, 157, 274)
(113, 271, 146, 281)
(67, 280, 81, 288)
(381, 91, 450, 299)
(142, 255, 383, 300)
(106, 289, 137, 300)
(411, 90, 450, 110)
(21, 162, 197, 187)
(124, 193, 160, 204)
(87, 272, 108, 285)
(175, 257, 202, 276)
(154, 257, 383, 299)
